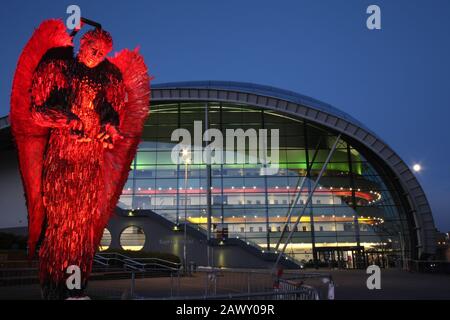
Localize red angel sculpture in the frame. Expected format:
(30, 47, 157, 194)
(10, 19, 151, 299)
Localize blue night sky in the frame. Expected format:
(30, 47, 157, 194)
(0, 0, 449, 231)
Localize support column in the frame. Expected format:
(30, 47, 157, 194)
(272, 134, 342, 271)
(176, 103, 181, 225)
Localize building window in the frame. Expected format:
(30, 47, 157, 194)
(120, 226, 146, 251)
(259, 227, 263, 232)
(319, 226, 324, 232)
(249, 227, 254, 232)
(240, 227, 245, 233)
(302, 226, 307, 232)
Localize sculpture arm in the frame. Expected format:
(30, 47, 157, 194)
(30, 59, 80, 129)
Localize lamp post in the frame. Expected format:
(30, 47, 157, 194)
(399, 231, 406, 271)
(181, 149, 191, 274)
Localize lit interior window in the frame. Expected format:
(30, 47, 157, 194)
(98, 228, 111, 251)
(120, 226, 146, 251)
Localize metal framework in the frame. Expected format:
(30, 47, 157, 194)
(273, 134, 342, 270)
(148, 81, 436, 256)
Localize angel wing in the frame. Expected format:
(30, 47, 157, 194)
(94, 49, 151, 246)
(10, 19, 73, 256)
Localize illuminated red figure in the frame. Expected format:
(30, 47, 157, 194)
(10, 19, 151, 299)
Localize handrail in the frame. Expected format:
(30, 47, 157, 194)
(130, 257, 181, 267)
(123, 259, 181, 271)
(93, 258, 109, 267)
(94, 252, 181, 272)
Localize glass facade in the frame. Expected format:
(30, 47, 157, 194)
(118, 102, 412, 267)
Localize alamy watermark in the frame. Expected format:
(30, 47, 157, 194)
(366, 5, 381, 30)
(171, 121, 280, 175)
(66, 265, 81, 290)
(66, 5, 81, 30)
(366, 265, 381, 290)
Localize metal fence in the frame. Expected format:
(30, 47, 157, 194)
(0, 265, 334, 300)
(133, 268, 334, 300)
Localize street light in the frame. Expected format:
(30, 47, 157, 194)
(412, 164, 422, 173)
(181, 148, 191, 273)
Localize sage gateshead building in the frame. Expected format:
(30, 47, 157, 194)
(0, 81, 437, 269)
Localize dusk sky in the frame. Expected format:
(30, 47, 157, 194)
(0, 0, 449, 231)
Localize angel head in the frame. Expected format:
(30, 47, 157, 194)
(78, 28, 113, 68)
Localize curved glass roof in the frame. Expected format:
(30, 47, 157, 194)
(152, 80, 372, 134)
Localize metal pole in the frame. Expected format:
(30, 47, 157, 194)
(130, 272, 135, 299)
(170, 272, 173, 297)
(247, 272, 251, 295)
(274, 177, 307, 251)
(184, 160, 188, 273)
(177, 270, 180, 296)
(346, 144, 362, 267)
(304, 124, 317, 268)
(272, 134, 342, 271)
(204, 271, 208, 296)
(261, 110, 271, 252)
(274, 139, 322, 252)
(205, 102, 212, 268)
(399, 231, 406, 270)
(176, 103, 181, 225)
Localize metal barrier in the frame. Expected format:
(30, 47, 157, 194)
(145, 288, 321, 300)
(277, 274, 334, 300)
(133, 268, 334, 300)
(0, 265, 333, 300)
(94, 252, 181, 272)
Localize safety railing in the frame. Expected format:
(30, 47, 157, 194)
(0, 266, 332, 300)
(278, 273, 335, 300)
(94, 252, 181, 273)
(133, 268, 332, 300)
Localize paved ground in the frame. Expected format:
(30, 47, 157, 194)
(0, 269, 449, 300)
(322, 269, 450, 300)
